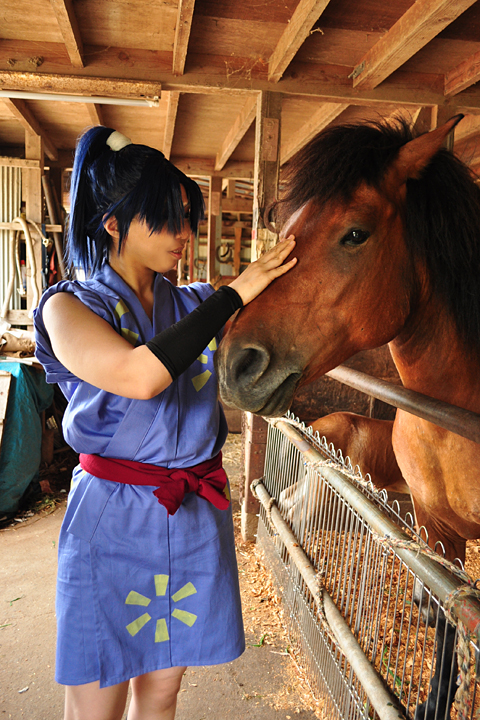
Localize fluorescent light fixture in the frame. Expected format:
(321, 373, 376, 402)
(0, 90, 159, 107)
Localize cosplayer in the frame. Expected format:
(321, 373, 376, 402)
(34, 126, 296, 720)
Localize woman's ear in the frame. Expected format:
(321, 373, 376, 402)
(103, 214, 120, 239)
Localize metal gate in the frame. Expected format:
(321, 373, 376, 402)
(254, 412, 480, 720)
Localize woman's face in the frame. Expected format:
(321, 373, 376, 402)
(107, 187, 193, 275)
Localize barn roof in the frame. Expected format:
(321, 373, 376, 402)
(1, 0, 480, 174)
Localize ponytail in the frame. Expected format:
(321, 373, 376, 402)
(67, 126, 114, 275)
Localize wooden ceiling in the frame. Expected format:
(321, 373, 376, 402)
(2, 0, 480, 175)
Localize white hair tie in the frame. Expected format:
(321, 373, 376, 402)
(106, 131, 133, 152)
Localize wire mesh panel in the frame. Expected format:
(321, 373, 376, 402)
(0, 166, 23, 314)
(256, 415, 480, 720)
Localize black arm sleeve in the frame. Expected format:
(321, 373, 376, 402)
(146, 285, 243, 380)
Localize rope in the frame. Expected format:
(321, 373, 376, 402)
(372, 533, 480, 720)
(251, 477, 277, 528)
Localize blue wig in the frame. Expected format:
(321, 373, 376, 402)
(66, 126, 205, 276)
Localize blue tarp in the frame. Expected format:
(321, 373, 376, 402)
(0, 361, 54, 514)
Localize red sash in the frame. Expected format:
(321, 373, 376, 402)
(79, 452, 230, 516)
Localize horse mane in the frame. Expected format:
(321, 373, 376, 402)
(279, 118, 480, 357)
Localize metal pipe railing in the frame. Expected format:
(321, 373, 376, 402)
(273, 418, 480, 639)
(326, 365, 480, 445)
(254, 477, 406, 720)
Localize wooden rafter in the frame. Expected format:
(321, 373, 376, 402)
(352, 0, 478, 91)
(280, 102, 349, 164)
(49, 0, 84, 68)
(3, 98, 58, 161)
(163, 91, 180, 160)
(269, 0, 332, 83)
(445, 50, 480, 98)
(172, 0, 196, 76)
(85, 103, 104, 126)
(215, 95, 258, 171)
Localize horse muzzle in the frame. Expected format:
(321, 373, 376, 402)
(215, 340, 302, 417)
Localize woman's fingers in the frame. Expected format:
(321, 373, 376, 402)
(260, 236, 296, 266)
(270, 255, 297, 277)
(228, 235, 297, 304)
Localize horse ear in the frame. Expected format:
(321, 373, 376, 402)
(385, 114, 464, 191)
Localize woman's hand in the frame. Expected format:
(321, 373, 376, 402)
(228, 236, 296, 305)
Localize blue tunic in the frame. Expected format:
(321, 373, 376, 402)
(34, 266, 244, 687)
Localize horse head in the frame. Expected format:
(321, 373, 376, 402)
(216, 116, 463, 416)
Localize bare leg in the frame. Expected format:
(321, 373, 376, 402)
(64, 679, 129, 720)
(127, 666, 186, 720)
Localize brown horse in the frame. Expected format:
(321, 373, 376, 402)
(216, 115, 480, 718)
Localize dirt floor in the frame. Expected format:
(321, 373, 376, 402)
(0, 434, 322, 720)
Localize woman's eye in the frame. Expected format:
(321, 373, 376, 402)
(341, 229, 370, 247)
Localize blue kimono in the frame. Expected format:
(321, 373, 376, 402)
(34, 265, 244, 688)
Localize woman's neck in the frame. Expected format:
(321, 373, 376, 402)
(109, 254, 155, 321)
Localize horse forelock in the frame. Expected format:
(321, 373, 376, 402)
(279, 118, 480, 358)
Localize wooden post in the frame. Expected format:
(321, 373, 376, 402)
(227, 179, 236, 199)
(24, 131, 44, 326)
(241, 90, 282, 542)
(436, 105, 458, 151)
(233, 223, 242, 276)
(252, 91, 282, 259)
(188, 233, 195, 282)
(207, 176, 222, 282)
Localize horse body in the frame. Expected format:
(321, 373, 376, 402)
(216, 114, 480, 565)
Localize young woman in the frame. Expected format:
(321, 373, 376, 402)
(34, 126, 296, 720)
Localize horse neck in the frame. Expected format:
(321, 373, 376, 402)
(388, 300, 480, 413)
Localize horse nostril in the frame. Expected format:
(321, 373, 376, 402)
(232, 345, 270, 386)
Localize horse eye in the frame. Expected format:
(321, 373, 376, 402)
(341, 229, 370, 247)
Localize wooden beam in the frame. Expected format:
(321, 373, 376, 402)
(0, 223, 62, 231)
(85, 103, 104, 126)
(172, 0, 196, 76)
(172, 157, 254, 179)
(0, 66, 462, 110)
(215, 95, 258, 171)
(268, 0, 332, 83)
(410, 106, 437, 134)
(0, 71, 161, 100)
(445, 50, 480, 98)
(280, 102, 349, 164)
(352, 0, 478, 91)
(163, 91, 180, 160)
(221, 197, 253, 213)
(0, 157, 40, 168)
(49, 0, 84, 68)
(3, 99, 58, 161)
